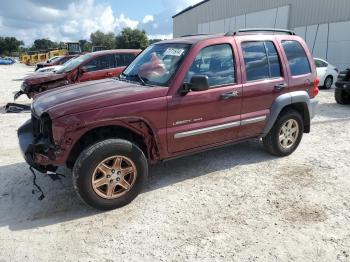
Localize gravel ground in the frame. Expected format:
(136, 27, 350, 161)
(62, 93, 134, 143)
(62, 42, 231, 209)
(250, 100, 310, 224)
(0, 63, 350, 262)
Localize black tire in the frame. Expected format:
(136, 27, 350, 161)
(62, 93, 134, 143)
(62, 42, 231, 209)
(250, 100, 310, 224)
(73, 139, 148, 210)
(323, 76, 333, 89)
(262, 109, 304, 156)
(335, 88, 350, 105)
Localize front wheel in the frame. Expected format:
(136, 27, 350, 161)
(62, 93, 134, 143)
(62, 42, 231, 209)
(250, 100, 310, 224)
(262, 109, 304, 156)
(335, 88, 350, 104)
(73, 139, 148, 210)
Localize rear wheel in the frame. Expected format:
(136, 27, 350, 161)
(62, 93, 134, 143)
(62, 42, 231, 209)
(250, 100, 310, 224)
(262, 109, 304, 156)
(324, 76, 333, 89)
(73, 139, 148, 210)
(335, 88, 350, 104)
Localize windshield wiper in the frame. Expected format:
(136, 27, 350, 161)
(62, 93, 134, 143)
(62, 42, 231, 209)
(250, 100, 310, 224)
(135, 73, 146, 86)
(122, 73, 148, 86)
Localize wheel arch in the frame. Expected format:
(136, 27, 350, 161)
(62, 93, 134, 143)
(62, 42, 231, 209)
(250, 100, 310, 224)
(66, 120, 160, 168)
(262, 91, 312, 136)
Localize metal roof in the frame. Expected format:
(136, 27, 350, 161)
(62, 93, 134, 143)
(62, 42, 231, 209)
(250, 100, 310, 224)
(172, 0, 210, 18)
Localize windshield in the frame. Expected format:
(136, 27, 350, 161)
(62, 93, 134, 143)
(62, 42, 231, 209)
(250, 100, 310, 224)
(56, 53, 93, 73)
(121, 43, 190, 86)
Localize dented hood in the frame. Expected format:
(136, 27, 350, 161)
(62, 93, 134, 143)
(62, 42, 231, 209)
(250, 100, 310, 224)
(32, 78, 167, 119)
(24, 72, 66, 85)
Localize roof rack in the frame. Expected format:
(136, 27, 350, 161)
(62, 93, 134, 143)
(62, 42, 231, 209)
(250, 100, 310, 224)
(180, 33, 209, 37)
(225, 28, 296, 36)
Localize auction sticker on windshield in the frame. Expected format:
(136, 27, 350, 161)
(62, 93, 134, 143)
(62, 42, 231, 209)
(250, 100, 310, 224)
(164, 48, 185, 56)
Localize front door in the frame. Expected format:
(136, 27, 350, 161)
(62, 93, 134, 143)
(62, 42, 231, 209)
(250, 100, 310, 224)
(167, 43, 242, 153)
(79, 54, 117, 82)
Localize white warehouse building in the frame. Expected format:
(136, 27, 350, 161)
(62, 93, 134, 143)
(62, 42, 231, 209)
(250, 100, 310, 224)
(173, 0, 350, 70)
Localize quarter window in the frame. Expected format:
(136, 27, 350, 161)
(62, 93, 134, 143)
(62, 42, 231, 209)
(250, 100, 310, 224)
(315, 59, 328, 68)
(241, 41, 282, 81)
(185, 44, 235, 87)
(282, 40, 311, 76)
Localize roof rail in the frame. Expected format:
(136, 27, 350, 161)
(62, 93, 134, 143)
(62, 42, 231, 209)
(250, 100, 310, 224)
(180, 33, 209, 37)
(225, 28, 296, 36)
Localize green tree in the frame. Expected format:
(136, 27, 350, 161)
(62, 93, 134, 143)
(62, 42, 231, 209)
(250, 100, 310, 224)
(0, 36, 24, 55)
(32, 38, 57, 51)
(79, 39, 93, 52)
(90, 30, 116, 49)
(56, 41, 66, 49)
(115, 28, 149, 49)
(79, 39, 87, 51)
(84, 42, 93, 52)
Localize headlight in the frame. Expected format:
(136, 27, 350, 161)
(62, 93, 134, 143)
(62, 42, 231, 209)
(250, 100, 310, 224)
(40, 114, 53, 141)
(21, 82, 28, 91)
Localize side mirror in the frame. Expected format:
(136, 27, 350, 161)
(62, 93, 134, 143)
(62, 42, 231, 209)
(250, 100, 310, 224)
(79, 66, 88, 74)
(182, 75, 209, 94)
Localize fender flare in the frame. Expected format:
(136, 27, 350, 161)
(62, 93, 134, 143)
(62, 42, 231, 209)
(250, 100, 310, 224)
(261, 91, 312, 136)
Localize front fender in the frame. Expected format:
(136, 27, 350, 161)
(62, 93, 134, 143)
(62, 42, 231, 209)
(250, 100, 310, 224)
(53, 115, 163, 164)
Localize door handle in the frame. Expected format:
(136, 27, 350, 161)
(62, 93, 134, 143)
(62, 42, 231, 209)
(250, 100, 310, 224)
(106, 72, 113, 77)
(220, 91, 239, 100)
(274, 83, 288, 91)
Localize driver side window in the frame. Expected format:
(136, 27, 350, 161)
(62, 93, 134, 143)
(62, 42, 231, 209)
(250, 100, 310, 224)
(185, 44, 235, 88)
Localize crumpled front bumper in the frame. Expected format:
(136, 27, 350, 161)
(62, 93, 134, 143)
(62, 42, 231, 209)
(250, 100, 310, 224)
(18, 119, 35, 165)
(14, 82, 29, 100)
(17, 119, 57, 173)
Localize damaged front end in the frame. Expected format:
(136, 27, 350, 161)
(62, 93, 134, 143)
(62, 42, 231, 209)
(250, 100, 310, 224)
(18, 113, 58, 173)
(14, 81, 32, 100)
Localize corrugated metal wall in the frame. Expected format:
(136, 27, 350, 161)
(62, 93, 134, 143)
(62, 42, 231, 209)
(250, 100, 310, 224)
(173, 0, 350, 37)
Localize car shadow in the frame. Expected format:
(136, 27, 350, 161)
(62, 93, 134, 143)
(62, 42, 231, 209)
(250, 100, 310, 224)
(0, 140, 275, 231)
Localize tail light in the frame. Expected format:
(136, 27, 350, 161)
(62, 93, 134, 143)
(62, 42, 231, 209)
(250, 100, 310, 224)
(313, 78, 320, 97)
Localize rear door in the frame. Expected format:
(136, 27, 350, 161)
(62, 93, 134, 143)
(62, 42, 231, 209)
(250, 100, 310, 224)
(167, 41, 243, 153)
(236, 36, 289, 138)
(79, 54, 116, 82)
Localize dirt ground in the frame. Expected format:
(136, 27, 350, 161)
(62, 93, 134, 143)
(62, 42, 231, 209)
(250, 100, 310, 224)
(0, 63, 350, 262)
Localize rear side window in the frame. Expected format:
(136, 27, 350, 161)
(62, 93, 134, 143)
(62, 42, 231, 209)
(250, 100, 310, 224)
(315, 59, 328, 68)
(185, 44, 235, 87)
(115, 53, 137, 67)
(85, 54, 116, 72)
(282, 40, 311, 76)
(242, 41, 282, 81)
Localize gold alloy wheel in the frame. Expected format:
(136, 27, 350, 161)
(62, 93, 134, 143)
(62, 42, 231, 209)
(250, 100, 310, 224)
(92, 156, 137, 199)
(279, 119, 299, 149)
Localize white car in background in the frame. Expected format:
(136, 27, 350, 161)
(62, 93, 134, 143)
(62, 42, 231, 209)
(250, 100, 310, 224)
(314, 58, 339, 89)
(35, 56, 78, 74)
(35, 65, 64, 74)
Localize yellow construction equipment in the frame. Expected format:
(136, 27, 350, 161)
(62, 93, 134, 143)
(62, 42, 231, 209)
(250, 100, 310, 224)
(20, 42, 82, 65)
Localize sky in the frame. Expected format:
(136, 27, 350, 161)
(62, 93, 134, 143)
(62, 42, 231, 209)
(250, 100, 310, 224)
(0, 0, 202, 46)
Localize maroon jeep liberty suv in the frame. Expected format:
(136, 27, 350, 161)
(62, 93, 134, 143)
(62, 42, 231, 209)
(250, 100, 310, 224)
(18, 29, 319, 210)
